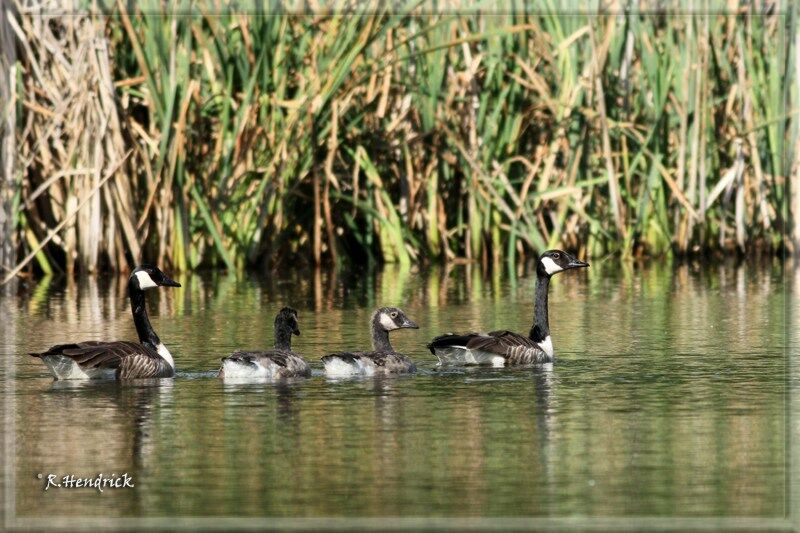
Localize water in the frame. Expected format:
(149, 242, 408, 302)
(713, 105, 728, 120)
(2, 259, 790, 520)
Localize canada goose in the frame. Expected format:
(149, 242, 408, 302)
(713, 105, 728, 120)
(218, 307, 311, 379)
(427, 250, 588, 366)
(29, 265, 181, 379)
(322, 307, 418, 376)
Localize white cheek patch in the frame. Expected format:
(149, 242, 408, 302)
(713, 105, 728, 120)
(540, 257, 562, 275)
(537, 335, 554, 358)
(135, 271, 158, 290)
(379, 313, 398, 331)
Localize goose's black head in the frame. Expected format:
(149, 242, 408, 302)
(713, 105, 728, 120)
(276, 307, 301, 336)
(130, 265, 181, 291)
(536, 250, 589, 278)
(374, 307, 418, 331)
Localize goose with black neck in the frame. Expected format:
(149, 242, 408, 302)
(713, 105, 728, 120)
(322, 307, 419, 376)
(218, 307, 311, 379)
(427, 250, 588, 366)
(29, 265, 181, 379)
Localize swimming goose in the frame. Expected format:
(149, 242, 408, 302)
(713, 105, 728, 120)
(322, 307, 419, 376)
(29, 265, 181, 379)
(427, 250, 588, 366)
(218, 307, 311, 379)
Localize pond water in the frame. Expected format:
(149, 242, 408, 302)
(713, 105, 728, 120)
(1, 258, 791, 522)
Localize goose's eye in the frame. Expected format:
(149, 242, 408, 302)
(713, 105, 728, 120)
(552, 253, 560, 259)
(390, 312, 398, 318)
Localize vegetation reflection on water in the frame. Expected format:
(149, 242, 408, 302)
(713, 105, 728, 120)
(7, 259, 787, 517)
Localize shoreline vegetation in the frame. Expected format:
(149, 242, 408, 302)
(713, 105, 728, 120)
(1, 3, 798, 280)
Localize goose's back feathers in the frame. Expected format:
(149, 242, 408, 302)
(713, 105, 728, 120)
(428, 330, 550, 366)
(321, 351, 416, 376)
(219, 350, 311, 379)
(118, 350, 175, 379)
(30, 341, 174, 379)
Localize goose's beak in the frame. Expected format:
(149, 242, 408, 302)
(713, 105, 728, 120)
(402, 318, 419, 329)
(293, 328, 301, 336)
(160, 275, 181, 288)
(567, 258, 589, 269)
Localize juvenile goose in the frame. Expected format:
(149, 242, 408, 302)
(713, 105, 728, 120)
(427, 250, 588, 366)
(29, 265, 181, 379)
(218, 307, 311, 379)
(322, 307, 418, 376)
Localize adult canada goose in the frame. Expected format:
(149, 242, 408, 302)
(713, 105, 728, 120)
(218, 307, 311, 379)
(427, 250, 588, 366)
(322, 307, 419, 376)
(29, 265, 181, 379)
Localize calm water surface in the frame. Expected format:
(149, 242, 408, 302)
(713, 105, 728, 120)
(2, 260, 789, 518)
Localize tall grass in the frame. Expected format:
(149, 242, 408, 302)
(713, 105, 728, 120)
(7, 2, 798, 278)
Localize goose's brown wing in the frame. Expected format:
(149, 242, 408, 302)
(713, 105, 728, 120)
(321, 351, 416, 373)
(30, 341, 151, 369)
(467, 330, 538, 354)
(321, 351, 370, 365)
(228, 349, 292, 368)
(117, 351, 174, 379)
(428, 330, 536, 356)
(225, 349, 311, 377)
(373, 352, 416, 373)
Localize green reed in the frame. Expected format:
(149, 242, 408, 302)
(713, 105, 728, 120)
(11, 3, 797, 277)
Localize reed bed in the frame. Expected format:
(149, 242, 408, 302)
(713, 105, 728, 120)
(6, 2, 797, 277)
